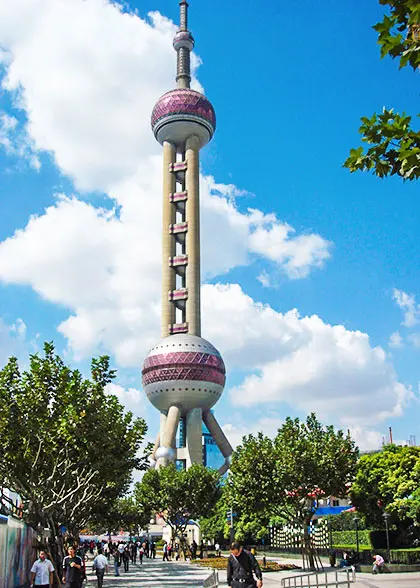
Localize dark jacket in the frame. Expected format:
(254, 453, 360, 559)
(227, 550, 262, 585)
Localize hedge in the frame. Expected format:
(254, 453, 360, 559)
(332, 530, 371, 546)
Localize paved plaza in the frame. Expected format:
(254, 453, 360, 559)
(84, 557, 420, 588)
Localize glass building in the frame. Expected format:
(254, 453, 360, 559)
(175, 414, 224, 471)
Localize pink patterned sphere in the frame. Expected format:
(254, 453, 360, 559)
(151, 88, 216, 148)
(142, 334, 225, 413)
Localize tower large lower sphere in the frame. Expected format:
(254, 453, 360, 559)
(142, 0, 233, 473)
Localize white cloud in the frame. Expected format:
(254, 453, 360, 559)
(105, 382, 148, 419)
(389, 331, 404, 349)
(0, 113, 40, 169)
(0, 317, 27, 367)
(203, 284, 411, 429)
(408, 333, 420, 348)
(393, 289, 420, 328)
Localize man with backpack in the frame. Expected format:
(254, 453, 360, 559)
(227, 541, 263, 588)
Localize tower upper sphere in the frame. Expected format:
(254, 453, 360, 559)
(151, 0, 215, 149)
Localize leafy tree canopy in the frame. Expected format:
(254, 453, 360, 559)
(135, 463, 221, 550)
(351, 444, 420, 528)
(344, 1, 419, 180)
(89, 496, 152, 536)
(227, 414, 358, 546)
(0, 343, 148, 538)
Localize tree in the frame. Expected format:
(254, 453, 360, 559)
(89, 496, 152, 536)
(227, 414, 358, 568)
(135, 463, 221, 557)
(0, 343, 148, 556)
(351, 444, 420, 529)
(344, 1, 420, 180)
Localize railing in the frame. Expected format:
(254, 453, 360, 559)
(203, 570, 219, 588)
(281, 567, 356, 588)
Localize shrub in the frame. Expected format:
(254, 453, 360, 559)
(332, 530, 371, 546)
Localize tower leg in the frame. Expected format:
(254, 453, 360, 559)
(156, 405, 181, 468)
(151, 432, 160, 461)
(186, 408, 203, 467)
(202, 410, 233, 475)
(161, 140, 176, 338)
(185, 135, 201, 336)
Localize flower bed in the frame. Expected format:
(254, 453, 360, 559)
(191, 557, 300, 572)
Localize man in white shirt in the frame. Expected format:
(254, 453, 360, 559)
(30, 551, 54, 588)
(93, 548, 108, 588)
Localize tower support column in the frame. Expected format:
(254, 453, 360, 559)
(185, 135, 201, 336)
(156, 405, 181, 468)
(161, 141, 176, 338)
(186, 407, 203, 467)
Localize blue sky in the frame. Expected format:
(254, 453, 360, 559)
(0, 0, 418, 451)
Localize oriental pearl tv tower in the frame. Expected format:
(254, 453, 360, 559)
(142, 0, 233, 474)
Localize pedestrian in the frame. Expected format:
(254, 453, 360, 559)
(191, 539, 197, 560)
(62, 546, 83, 588)
(93, 548, 108, 588)
(150, 541, 156, 559)
(30, 550, 54, 588)
(372, 554, 385, 574)
(139, 544, 144, 564)
(112, 549, 120, 577)
(122, 545, 130, 572)
(162, 542, 169, 562)
(227, 541, 263, 588)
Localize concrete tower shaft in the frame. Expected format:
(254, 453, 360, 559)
(143, 0, 233, 472)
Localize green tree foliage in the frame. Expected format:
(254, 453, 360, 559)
(199, 492, 230, 544)
(0, 343, 148, 540)
(89, 496, 152, 536)
(344, 1, 420, 180)
(227, 415, 358, 564)
(351, 444, 420, 528)
(135, 463, 221, 554)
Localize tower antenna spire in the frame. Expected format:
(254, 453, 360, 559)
(173, 0, 194, 88)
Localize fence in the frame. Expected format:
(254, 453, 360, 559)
(0, 514, 37, 588)
(203, 570, 219, 588)
(281, 568, 356, 588)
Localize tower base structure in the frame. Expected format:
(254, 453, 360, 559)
(142, 334, 232, 473)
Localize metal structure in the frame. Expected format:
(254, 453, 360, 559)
(203, 570, 219, 588)
(281, 568, 356, 588)
(142, 1, 233, 473)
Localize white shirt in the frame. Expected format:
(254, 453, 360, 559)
(118, 544, 125, 553)
(93, 554, 108, 570)
(31, 558, 54, 585)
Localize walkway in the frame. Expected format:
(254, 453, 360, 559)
(85, 558, 212, 588)
(84, 556, 420, 588)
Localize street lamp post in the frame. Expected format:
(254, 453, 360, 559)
(383, 512, 391, 562)
(353, 516, 359, 562)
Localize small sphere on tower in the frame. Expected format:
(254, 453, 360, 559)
(173, 30, 195, 52)
(142, 334, 226, 414)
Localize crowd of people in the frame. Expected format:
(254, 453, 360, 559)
(29, 538, 160, 588)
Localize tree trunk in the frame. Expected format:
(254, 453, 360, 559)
(303, 520, 315, 570)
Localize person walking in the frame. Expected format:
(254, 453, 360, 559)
(62, 546, 83, 588)
(30, 550, 54, 588)
(122, 545, 130, 572)
(150, 541, 156, 559)
(139, 544, 144, 565)
(162, 542, 169, 562)
(92, 548, 108, 588)
(112, 549, 120, 577)
(227, 541, 263, 588)
(117, 542, 125, 566)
